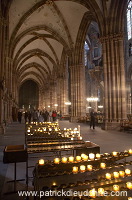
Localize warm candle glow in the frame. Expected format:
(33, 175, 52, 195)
(113, 185, 119, 191)
(129, 149, 132, 154)
(87, 165, 93, 171)
(80, 165, 86, 173)
(89, 153, 95, 160)
(98, 188, 104, 196)
(76, 156, 81, 162)
(81, 154, 88, 161)
(106, 173, 111, 180)
(62, 157, 67, 163)
(72, 166, 78, 174)
(125, 169, 131, 175)
(100, 163, 106, 169)
(54, 158, 60, 164)
(112, 151, 118, 156)
(69, 156, 74, 162)
(119, 171, 125, 177)
(128, 198, 132, 200)
(52, 182, 56, 186)
(113, 172, 119, 179)
(89, 188, 96, 198)
(96, 153, 101, 159)
(39, 159, 44, 165)
(126, 182, 132, 189)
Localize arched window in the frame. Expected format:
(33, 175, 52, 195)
(127, 0, 132, 40)
(84, 41, 89, 66)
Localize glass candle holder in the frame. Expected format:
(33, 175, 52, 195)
(113, 185, 119, 191)
(96, 153, 101, 159)
(119, 171, 125, 177)
(87, 165, 93, 171)
(39, 159, 44, 165)
(100, 163, 106, 169)
(113, 172, 119, 179)
(89, 153, 95, 160)
(80, 165, 86, 173)
(62, 157, 67, 163)
(98, 188, 104, 196)
(54, 158, 60, 164)
(72, 166, 78, 174)
(129, 149, 132, 154)
(89, 188, 96, 198)
(69, 156, 74, 162)
(106, 173, 111, 180)
(76, 156, 81, 162)
(126, 182, 132, 189)
(112, 151, 118, 156)
(125, 169, 131, 175)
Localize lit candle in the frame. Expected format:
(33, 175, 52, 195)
(72, 166, 78, 174)
(83, 155, 88, 161)
(128, 198, 132, 200)
(52, 182, 56, 186)
(113, 185, 119, 191)
(112, 151, 118, 156)
(89, 188, 96, 198)
(87, 165, 93, 171)
(54, 158, 60, 164)
(126, 182, 132, 189)
(89, 153, 95, 160)
(69, 156, 74, 163)
(27, 129, 30, 132)
(100, 163, 106, 169)
(119, 171, 125, 177)
(39, 159, 44, 165)
(76, 156, 81, 162)
(125, 169, 131, 175)
(96, 153, 101, 159)
(113, 172, 119, 179)
(106, 173, 111, 180)
(129, 149, 132, 154)
(80, 165, 86, 173)
(62, 157, 67, 163)
(98, 188, 104, 196)
(81, 154, 88, 161)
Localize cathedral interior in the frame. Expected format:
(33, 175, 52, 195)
(0, 0, 132, 199)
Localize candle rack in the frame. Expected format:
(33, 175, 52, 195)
(33, 150, 132, 198)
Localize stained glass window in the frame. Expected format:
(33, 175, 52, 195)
(127, 0, 132, 40)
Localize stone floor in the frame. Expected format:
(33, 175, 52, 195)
(0, 120, 132, 200)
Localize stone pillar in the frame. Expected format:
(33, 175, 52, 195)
(70, 64, 86, 122)
(57, 75, 68, 116)
(101, 33, 127, 130)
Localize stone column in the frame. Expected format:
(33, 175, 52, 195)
(57, 75, 69, 116)
(70, 64, 86, 122)
(101, 33, 127, 130)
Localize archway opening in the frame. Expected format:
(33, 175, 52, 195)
(19, 80, 39, 111)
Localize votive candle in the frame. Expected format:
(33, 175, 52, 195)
(87, 165, 93, 171)
(113, 185, 119, 191)
(39, 159, 44, 165)
(106, 173, 111, 180)
(125, 169, 131, 175)
(126, 182, 132, 189)
(54, 158, 60, 164)
(113, 172, 119, 179)
(69, 156, 74, 162)
(100, 163, 106, 169)
(72, 166, 78, 174)
(76, 156, 81, 162)
(62, 157, 67, 163)
(89, 153, 95, 160)
(80, 165, 86, 173)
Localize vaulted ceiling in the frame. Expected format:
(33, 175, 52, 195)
(7, 0, 126, 90)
